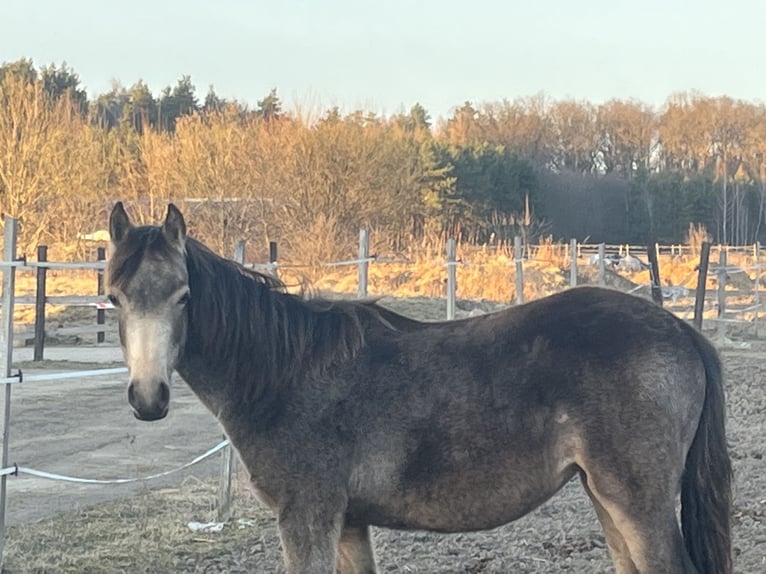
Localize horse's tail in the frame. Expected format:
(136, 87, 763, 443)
(680, 324, 733, 574)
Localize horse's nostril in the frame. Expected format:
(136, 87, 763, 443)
(158, 381, 170, 406)
(127, 383, 138, 408)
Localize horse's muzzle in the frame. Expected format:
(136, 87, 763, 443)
(132, 405, 169, 422)
(128, 380, 170, 422)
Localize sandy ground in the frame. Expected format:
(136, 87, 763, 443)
(1, 301, 765, 572)
(3, 346, 223, 526)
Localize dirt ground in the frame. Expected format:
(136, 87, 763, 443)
(1, 298, 765, 573)
(2, 362, 223, 527)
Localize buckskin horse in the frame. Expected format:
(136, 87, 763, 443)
(106, 202, 732, 574)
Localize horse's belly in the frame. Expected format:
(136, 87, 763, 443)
(347, 466, 576, 532)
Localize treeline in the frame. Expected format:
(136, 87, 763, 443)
(1, 58, 765, 260)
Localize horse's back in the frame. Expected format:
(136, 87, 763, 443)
(380, 286, 703, 406)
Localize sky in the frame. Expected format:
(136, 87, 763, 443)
(3, 0, 765, 122)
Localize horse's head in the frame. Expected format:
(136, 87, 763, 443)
(106, 202, 190, 421)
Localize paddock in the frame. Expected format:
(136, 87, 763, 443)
(2, 297, 764, 573)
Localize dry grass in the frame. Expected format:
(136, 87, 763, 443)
(280, 241, 761, 304)
(3, 476, 280, 574)
(685, 222, 713, 257)
(281, 239, 576, 304)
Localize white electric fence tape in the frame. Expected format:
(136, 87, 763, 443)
(0, 439, 229, 484)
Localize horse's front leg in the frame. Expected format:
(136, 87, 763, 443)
(337, 525, 377, 574)
(277, 498, 346, 574)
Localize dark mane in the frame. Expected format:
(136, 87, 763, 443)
(183, 237, 376, 404)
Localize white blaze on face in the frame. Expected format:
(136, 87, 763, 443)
(124, 314, 176, 384)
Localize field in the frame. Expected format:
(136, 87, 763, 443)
(1, 291, 765, 573)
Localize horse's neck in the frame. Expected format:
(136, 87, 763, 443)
(175, 347, 283, 437)
(175, 354, 235, 418)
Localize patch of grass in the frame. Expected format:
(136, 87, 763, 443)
(4, 477, 280, 574)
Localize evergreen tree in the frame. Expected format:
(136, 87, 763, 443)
(256, 88, 282, 121)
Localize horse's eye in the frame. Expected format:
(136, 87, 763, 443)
(107, 294, 120, 307)
(177, 292, 191, 306)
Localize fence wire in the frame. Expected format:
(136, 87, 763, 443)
(0, 439, 228, 484)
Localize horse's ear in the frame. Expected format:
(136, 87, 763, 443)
(162, 203, 187, 249)
(109, 202, 132, 244)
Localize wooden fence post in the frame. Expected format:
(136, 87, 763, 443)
(358, 229, 369, 299)
(446, 238, 457, 320)
(716, 247, 727, 340)
(693, 242, 711, 330)
(514, 236, 524, 305)
(33, 246, 48, 361)
(570, 239, 577, 287)
(648, 241, 663, 306)
(96, 247, 106, 344)
(597, 243, 606, 286)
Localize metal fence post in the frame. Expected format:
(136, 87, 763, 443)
(0, 217, 19, 570)
(597, 243, 606, 286)
(570, 239, 577, 287)
(233, 239, 246, 267)
(268, 241, 278, 279)
(514, 236, 524, 304)
(717, 247, 727, 341)
(216, 241, 247, 522)
(358, 229, 369, 299)
(754, 242, 760, 337)
(96, 247, 106, 344)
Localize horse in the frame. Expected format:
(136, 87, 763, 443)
(105, 202, 732, 574)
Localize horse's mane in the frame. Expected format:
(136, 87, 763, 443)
(183, 236, 386, 404)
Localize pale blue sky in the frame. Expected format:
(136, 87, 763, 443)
(3, 0, 765, 121)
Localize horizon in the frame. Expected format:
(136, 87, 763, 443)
(3, 0, 766, 121)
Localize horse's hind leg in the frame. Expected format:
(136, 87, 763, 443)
(337, 525, 377, 574)
(580, 473, 638, 574)
(581, 469, 697, 573)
